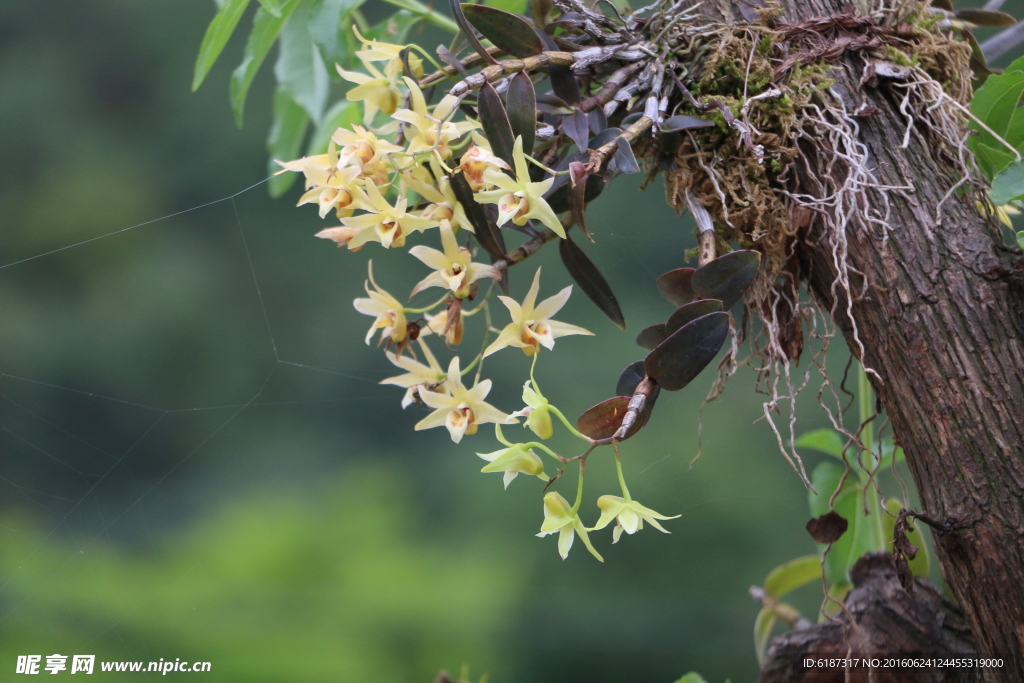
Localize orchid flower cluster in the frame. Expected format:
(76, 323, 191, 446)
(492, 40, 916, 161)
(277, 29, 678, 561)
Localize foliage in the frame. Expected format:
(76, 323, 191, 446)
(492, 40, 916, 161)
(0, 468, 523, 682)
(749, 367, 930, 662)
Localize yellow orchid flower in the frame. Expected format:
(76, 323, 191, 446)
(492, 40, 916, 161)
(477, 443, 546, 488)
(392, 78, 476, 161)
(351, 25, 424, 79)
(474, 136, 565, 237)
(341, 180, 438, 249)
(459, 144, 510, 191)
(353, 261, 407, 345)
(409, 220, 499, 298)
(380, 339, 447, 408)
(484, 267, 593, 357)
(332, 125, 402, 186)
(537, 491, 603, 561)
(277, 143, 364, 219)
(415, 357, 515, 443)
(423, 306, 464, 345)
(593, 495, 680, 543)
(403, 161, 473, 233)
(337, 62, 402, 124)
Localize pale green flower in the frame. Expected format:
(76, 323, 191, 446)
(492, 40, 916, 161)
(537, 491, 603, 562)
(593, 496, 680, 543)
(477, 443, 546, 488)
(484, 267, 593, 357)
(510, 381, 554, 440)
(415, 357, 515, 443)
(474, 136, 564, 237)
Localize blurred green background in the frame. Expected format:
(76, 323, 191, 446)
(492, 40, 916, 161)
(7, 1, 1007, 680)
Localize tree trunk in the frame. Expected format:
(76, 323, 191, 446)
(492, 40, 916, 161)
(748, 0, 1024, 680)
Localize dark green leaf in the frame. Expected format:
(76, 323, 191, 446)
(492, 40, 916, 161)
(588, 127, 621, 149)
(450, 171, 507, 260)
(691, 250, 760, 309)
(478, 83, 516, 168)
(462, 4, 542, 58)
(193, 0, 252, 92)
(506, 72, 537, 155)
(665, 299, 723, 336)
(644, 311, 729, 391)
(661, 115, 714, 132)
(450, 0, 497, 64)
(275, 2, 330, 123)
(308, 0, 365, 68)
(635, 324, 667, 351)
(615, 360, 647, 397)
(267, 88, 310, 197)
(577, 396, 638, 440)
(563, 109, 589, 150)
(956, 8, 1017, 27)
(230, 0, 303, 127)
(613, 137, 639, 173)
(655, 268, 695, 307)
(549, 65, 581, 105)
(559, 234, 626, 329)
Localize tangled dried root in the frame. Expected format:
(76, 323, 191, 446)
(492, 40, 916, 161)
(659, 10, 978, 484)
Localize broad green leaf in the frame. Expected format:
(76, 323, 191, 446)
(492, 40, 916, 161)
(486, 0, 528, 14)
(753, 607, 775, 665)
(883, 499, 930, 578)
(1017, 231, 1024, 249)
(462, 4, 542, 58)
(808, 461, 845, 518)
(763, 555, 821, 598)
(990, 158, 1024, 205)
(808, 461, 854, 584)
(478, 83, 516, 169)
(230, 0, 303, 127)
(307, 99, 359, 155)
(877, 437, 905, 471)
(969, 54, 1024, 155)
(258, 0, 284, 17)
(843, 486, 885, 577)
(308, 0, 364, 68)
(275, 3, 330, 123)
(795, 428, 845, 458)
(506, 72, 536, 156)
(193, 0, 252, 92)
(267, 88, 310, 197)
(975, 142, 1015, 179)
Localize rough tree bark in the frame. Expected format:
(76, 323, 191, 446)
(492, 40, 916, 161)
(732, 0, 1024, 680)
